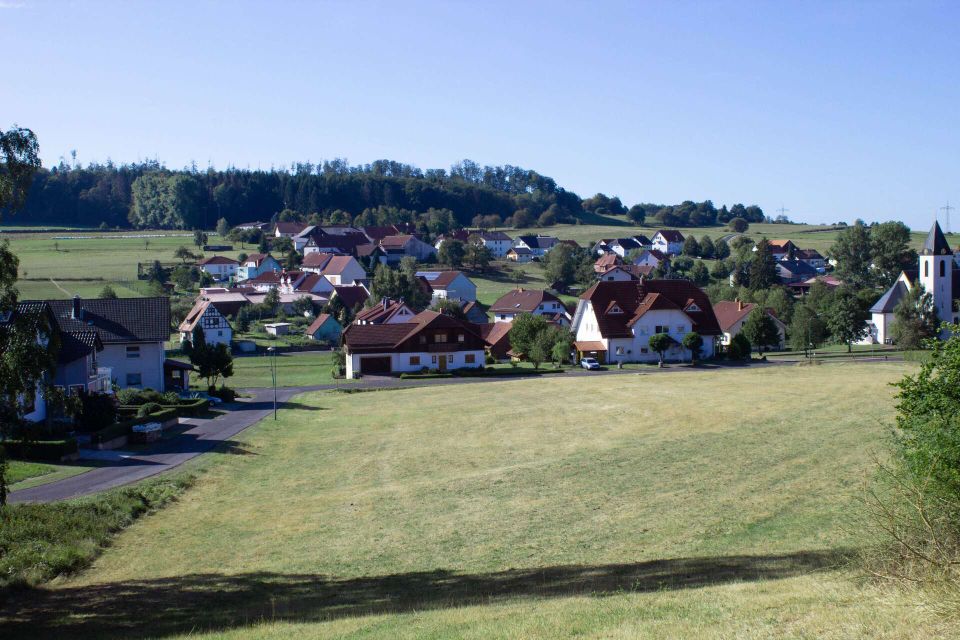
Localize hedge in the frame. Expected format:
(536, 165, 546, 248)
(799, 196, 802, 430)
(90, 408, 179, 445)
(2, 438, 79, 461)
(398, 372, 454, 380)
(454, 367, 566, 378)
(117, 399, 208, 419)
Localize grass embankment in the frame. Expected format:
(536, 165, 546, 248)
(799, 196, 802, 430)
(1, 361, 951, 638)
(6, 461, 99, 491)
(223, 351, 344, 388)
(0, 474, 194, 595)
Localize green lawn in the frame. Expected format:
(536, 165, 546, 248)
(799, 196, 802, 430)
(3, 361, 952, 638)
(7, 460, 101, 491)
(6, 461, 56, 485)
(224, 351, 345, 388)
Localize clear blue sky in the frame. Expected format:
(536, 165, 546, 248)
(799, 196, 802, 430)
(3, 1, 958, 229)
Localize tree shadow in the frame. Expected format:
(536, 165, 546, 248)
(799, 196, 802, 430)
(0, 549, 848, 639)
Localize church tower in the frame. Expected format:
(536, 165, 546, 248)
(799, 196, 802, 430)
(918, 220, 954, 328)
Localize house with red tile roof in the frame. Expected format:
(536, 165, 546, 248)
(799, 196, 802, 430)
(300, 252, 366, 285)
(597, 265, 655, 282)
(712, 300, 786, 350)
(380, 234, 437, 264)
(342, 310, 485, 377)
(571, 279, 721, 364)
(355, 298, 418, 325)
(197, 255, 239, 281)
(489, 288, 570, 327)
(415, 270, 477, 303)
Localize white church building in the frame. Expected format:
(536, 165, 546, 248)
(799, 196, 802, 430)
(865, 221, 959, 344)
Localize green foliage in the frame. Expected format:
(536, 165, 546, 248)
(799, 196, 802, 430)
(369, 262, 430, 310)
(699, 235, 715, 259)
(136, 402, 163, 418)
(98, 284, 118, 299)
(647, 333, 672, 363)
(509, 314, 570, 369)
(236, 306, 251, 332)
(870, 221, 917, 285)
(0, 126, 41, 213)
(824, 286, 870, 352)
(173, 245, 195, 263)
(689, 260, 710, 286)
(463, 243, 492, 271)
(749, 238, 779, 292)
(788, 305, 828, 351)
(129, 173, 204, 229)
(828, 219, 873, 288)
(0, 474, 193, 591)
(714, 238, 731, 260)
(742, 307, 781, 354)
(431, 298, 467, 321)
(682, 235, 700, 257)
(728, 217, 749, 233)
(727, 333, 751, 360)
(291, 296, 314, 317)
(215, 217, 230, 238)
(437, 239, 466, 268)
(682, 332, 704, 363)
(76, 393, 118, 431)
(890, 284, 938, 349)
(627, 204, 646, 223)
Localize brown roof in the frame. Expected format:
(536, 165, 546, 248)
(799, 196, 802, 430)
(477, 321, 512, 357)
(333, 285, 370, 309)
(275, 221, 309, 235)
(302, 252, 335, 268)
(380, 234, 415, 248)
(416, 270, 464, 289)
(655, 229, 685, 242)
(243, 253, 275, 267)
(355, 298, 412, 324)
(343, 310, 483, 351)
(306, 313, 337, 335)
(198, 256, 239, 266)
(574, 340, 607, 352)
(712, 300, 782, 332)
(324, 255, 357, 275)
(489, 288, 562, 313)
(579, 280, 721, 337)
(594, 254, 622, 272)
(766, 240, 797, 251)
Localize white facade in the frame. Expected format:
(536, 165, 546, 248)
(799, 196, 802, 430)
(493, 300, 570, 325)
(572, 301, 714, 363)
(651, 232, 684, 256)
(102, 341, 166, 391)
(477, 234, 513, 258)
(199, 260, 238, 281)
(180, 304, 232, 346)
(346, 349, 484, 378)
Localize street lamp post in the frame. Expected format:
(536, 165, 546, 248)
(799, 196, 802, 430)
(267, 346, 277, 420)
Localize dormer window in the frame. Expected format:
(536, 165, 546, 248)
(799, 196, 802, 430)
(685, 303, 701, 312)
(607, 303, 623, 314)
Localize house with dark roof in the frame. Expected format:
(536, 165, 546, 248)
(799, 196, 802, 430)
(433, 229, 472, 251)
(776, 259, 819, 284)
(713, 300, 786, 350)
(178, 299, 233, 347)
(865, 221, 960, 344)
(506, 246, 534, 263)
(651, 230, 686, 255)
(415, 270, 477, 303)
(380, 234, 437, 264)
(594, 237, 644, 258)
(489, 288, 570, 326)
(477, 321, 512, 360)
(197, 255, 239, 281)
(35, 296, 171, 391)
(472, 230, 513, 257)
(598, 265, 654, 282)
(341, 310, 486, 377)
(305, 313, 342, 343)
(364, 224, 417, 244)
(514, 235, 559, 257)
(274, 221, 310, 238)
(570, 280, 721, 364)
(754, 239, 798, 261)
(795, 248, 826, 270)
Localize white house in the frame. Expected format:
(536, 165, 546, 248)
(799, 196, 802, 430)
(795, 248, 826, 271)
(300, 253, 366, 285)
(342, 310, 486, 377)
(651, 230, 685, 256)
(753, 239, 798, 261)
(570, 280, 721, 364)
(514, 235, 559, 258)
(178, 299, 233, 346)
(415, 270, 477, 303)
(274, 221, 310, 238)
(473, 231, 513, 258)
(197, 256, 239, 282)
(506, 246, 534, 263)
(865, 221, 959, 344)
(489, 288, 570, 326)
(237, 253, 282, 280)
(712, 300, 786, 350)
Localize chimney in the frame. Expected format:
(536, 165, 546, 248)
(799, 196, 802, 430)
(736, 298, 743, 311)
(382, 297, 388, 310)
(71, 295, 82, 320)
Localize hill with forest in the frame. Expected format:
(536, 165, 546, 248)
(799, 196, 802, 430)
(3, 158, 769, 231)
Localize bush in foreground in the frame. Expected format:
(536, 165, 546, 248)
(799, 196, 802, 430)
(0, 474, 194, 594)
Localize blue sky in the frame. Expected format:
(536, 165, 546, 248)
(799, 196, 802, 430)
(3, 1, 958, 228)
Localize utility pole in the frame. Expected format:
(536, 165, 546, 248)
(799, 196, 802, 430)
(776, 205, 790, 220)
(941, 201, 955, 234)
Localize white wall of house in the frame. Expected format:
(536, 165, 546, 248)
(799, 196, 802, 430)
(493, 300, 568, 323)
(181, 306, 233, 346)
(598, 268, 635, 282)
(200, 262, 237, 281)
(480, 238, 512, 257)
(346, 349, 484, 378)
(651, 234, 683, 255)
(719, 315, 786, 348)
(102, 341, 165, 391)
(433, 275, 477, 303)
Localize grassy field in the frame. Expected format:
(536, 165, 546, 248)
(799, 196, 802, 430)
(2, 361, 952, 638)
(6, 461, 105, 492)
(224, 351, 343, 388)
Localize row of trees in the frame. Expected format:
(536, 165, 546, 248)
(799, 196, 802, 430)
(7, 157, 769, 231)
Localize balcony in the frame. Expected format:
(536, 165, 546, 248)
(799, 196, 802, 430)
(88, 367, 112, 394)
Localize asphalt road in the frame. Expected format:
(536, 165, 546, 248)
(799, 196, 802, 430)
(10, 356, 897, 504)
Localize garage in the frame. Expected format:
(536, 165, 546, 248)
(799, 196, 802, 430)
(359, 356, 392, 375)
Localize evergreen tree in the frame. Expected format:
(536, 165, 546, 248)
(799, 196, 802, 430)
(748, 238, 779, 292)
(682, 235, 701, 257)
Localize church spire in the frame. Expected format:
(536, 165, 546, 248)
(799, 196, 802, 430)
(922, 220, 952, 256)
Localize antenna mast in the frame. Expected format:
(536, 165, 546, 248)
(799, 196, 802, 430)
(941, 201, 955, 234)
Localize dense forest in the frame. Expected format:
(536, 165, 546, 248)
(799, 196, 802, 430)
(3, 158, 768, 230)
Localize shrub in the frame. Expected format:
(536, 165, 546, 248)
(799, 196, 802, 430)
(76, 393, 118, 432)
(2, 439, 78, 462)
(209, 386, 236, 402)
(485, 353, 497, 365)
(116, 388, 165, 406)
(162, 391, 181, 405)
(728, 333, 752, 360)
(137, 402, 163, 418)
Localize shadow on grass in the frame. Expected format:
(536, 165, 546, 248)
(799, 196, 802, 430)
(1, 549, 848, 639)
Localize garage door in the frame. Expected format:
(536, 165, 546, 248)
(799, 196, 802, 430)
(359, 356, 392, 375)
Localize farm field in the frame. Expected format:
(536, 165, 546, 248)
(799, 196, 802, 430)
(3, 361, 951, 639)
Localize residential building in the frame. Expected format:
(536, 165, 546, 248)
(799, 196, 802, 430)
(594, 237, 644, 258)
(506, 246, 533, 263)
(473, 231, 513, 257)
(594, 253, 623, 273)
(433, 230, 471, 251)
(713, 300, 786, 350)
(300, 253, 366, 285)
(651, 230, 686, 256)
(380, 234, 437, 264)
(237, 253, 281, 280)
(305, 313, 343, 342)
(633, 249, 669, 269)
(866, 221, 960, 344)
(178, 299, 233, 346)
(274, 221, 310, 238)
(41, 296, 170, 391)
(795, 248, 826, 270)
(197, 255, 239, 282)
(364, 224, 417, 244)
(415, 270, 477, 303)
(514, 235, 559, 258)
(489, 288, 571, 326)
(477, 322, 512, 360)
(342, 310, 486, 377)
(570, 280, 721, 364)
(754, 239, 798, 261)
(598, 265, 654, 282)
(355, 298, 418, 325)
(776, 259, 819, 284)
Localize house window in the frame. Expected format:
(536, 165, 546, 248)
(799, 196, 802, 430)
(126, 373, 142, 387)
(615, 346, 625, 355)
(925, 261, 930, 277)
(941, 260, 946, 277)
(655, 326, 668, 334)
(420, 335, 427, 344)
(218, 331, 223, 337)
(458, 334, 465, 342)
(677, 325, 685, 334)
(126, 346, 141, 358)
(641, 347, 648, 354)
(431, 355, 437, 364)
(410, 356, 420, 365)
(435, 333, 447, 343)
(500, 315, 507, 320)
(465, 353, 476, 364)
